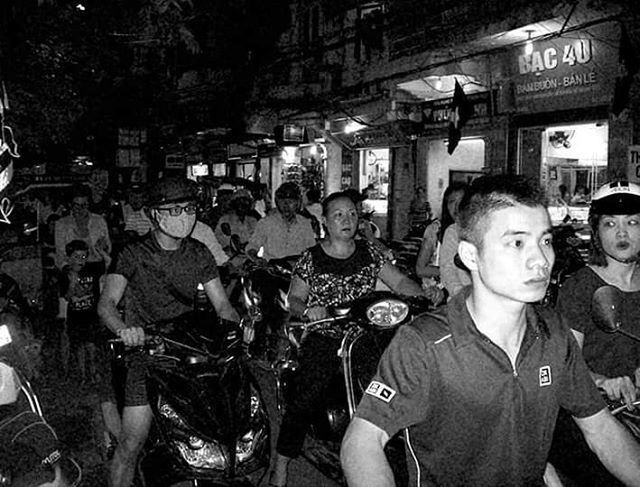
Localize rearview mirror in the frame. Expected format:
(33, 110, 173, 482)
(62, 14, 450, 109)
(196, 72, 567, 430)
(591, 285, 622, 333)
(591, 285, 640, 342)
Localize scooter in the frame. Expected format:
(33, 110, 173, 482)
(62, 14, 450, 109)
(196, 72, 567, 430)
(591, 284, 640, 437)
(0, 309, 81, 486)
(110, 312, 271, 487)
(238, 258, 293, 368)
(240, 287, 433, 484)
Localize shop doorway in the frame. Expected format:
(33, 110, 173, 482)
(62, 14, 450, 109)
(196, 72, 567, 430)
(357, 148, 389, 238)
(426, 138, 485, 219)
(519, 121, 608, 223)
(357, 148, 389, 215)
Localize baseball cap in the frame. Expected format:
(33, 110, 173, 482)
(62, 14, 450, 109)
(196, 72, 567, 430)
(590, 180, 640, 215)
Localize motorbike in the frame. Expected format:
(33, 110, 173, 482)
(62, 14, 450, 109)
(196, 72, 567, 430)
(0, 307, 81, 486)
(240, 278, 433, 484)
(110, 312, 271, 487)
(238, 258, 294, 368)
(590, 285, 640, 438)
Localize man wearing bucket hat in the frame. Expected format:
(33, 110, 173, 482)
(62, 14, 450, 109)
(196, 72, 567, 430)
(550, 180, 640, 486)
(98, 176, 239, 487)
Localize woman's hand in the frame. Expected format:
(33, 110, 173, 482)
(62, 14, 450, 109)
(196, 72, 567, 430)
(597, 375, 637, 407)
(305, 306, 328, 321)
(422, 284, 446, 306)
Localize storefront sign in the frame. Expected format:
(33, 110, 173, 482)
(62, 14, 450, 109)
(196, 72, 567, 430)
(421, 90, 497, 127)
(628, 145, 640, 182)
(512, 24, 618, 113)
(165, 154, 185, 170)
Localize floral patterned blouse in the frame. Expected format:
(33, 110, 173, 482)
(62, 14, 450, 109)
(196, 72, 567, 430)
(294, 239, 389, 308)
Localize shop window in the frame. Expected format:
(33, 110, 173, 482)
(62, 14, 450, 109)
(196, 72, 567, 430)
(358, 148, 389, 215)
(355, 2, 384, 62)
(538, 122, 608, 224)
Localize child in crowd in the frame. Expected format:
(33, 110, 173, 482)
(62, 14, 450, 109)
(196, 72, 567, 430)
(60, 240, 102, 383)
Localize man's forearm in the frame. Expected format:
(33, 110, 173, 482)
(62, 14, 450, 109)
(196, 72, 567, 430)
(219, 302, 240, 322)
(288, 295, 307, 318)
(581, 411, 640, 486)
(396, 276, 424, 297)
(594, 422, 640, 485)
(341, 419, 394, 487)
(98, 298, 127, 335)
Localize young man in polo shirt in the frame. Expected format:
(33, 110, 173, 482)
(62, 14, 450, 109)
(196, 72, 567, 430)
(341, 175, 640, 486)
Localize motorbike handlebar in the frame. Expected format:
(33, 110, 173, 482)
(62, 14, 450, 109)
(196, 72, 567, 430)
(108, 333, 226, 361)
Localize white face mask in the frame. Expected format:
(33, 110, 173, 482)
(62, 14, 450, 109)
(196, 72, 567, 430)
(156, 211, 196, 239)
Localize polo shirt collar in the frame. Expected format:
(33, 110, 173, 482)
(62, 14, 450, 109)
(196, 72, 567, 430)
(446, 287, 547, 349)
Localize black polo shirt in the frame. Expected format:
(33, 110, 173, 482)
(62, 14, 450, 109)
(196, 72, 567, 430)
(109, 232, 219, 329)
(356, 289, 604, 487)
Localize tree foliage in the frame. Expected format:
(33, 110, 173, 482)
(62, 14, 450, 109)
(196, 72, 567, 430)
(0, 0, 289, 164)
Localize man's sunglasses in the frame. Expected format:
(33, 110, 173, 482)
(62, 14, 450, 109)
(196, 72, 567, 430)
(156, 204, 197, 217)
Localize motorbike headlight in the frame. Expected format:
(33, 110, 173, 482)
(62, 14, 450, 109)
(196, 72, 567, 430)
(173, 429, 268, 469)
(174, 439, 229, 470)
(236, 429, 266, 463)
(158, 400, 188, 428)
(0, 325, 12, 348)
(158, 398, 230, 470)
(366, 299, 409, 329)
(159, 395, 268, 470)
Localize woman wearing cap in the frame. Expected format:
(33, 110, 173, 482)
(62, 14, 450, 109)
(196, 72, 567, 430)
(549, 180, 640, 486)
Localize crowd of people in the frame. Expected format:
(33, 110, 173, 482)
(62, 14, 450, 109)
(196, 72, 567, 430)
(4, 172, 640, 486)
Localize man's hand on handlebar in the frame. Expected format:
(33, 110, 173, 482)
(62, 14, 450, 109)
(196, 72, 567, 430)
(422, 285, 446, 306)
(117, 326, 146, 348)
(598, 375, 637, 409)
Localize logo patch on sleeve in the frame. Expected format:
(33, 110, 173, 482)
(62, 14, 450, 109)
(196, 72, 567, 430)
(365, 381, 396, 403)
(539, 366, 552, 387)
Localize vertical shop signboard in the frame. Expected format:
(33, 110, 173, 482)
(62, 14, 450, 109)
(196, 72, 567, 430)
(512, 23, 618, 113)
(628, 145, 640, 183)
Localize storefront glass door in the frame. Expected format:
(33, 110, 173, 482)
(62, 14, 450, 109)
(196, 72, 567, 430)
(524, 121, 608, 223)
(358, 148, 390, 216)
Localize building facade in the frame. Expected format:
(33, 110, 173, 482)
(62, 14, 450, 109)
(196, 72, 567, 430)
(246, 0, 640, 239)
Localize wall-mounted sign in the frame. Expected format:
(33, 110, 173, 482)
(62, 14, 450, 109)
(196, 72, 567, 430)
(274, 124, 308, 146)
(421, 90, 497, 127)
(165, 153, 185, 170)
(512, 23, 618, 113)
(628, 145, 640, 183)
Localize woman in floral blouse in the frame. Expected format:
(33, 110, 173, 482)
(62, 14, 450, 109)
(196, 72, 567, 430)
(269, 191, 425, 487)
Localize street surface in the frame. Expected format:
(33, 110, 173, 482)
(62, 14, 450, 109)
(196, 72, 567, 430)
(35, 333, 339, 487)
